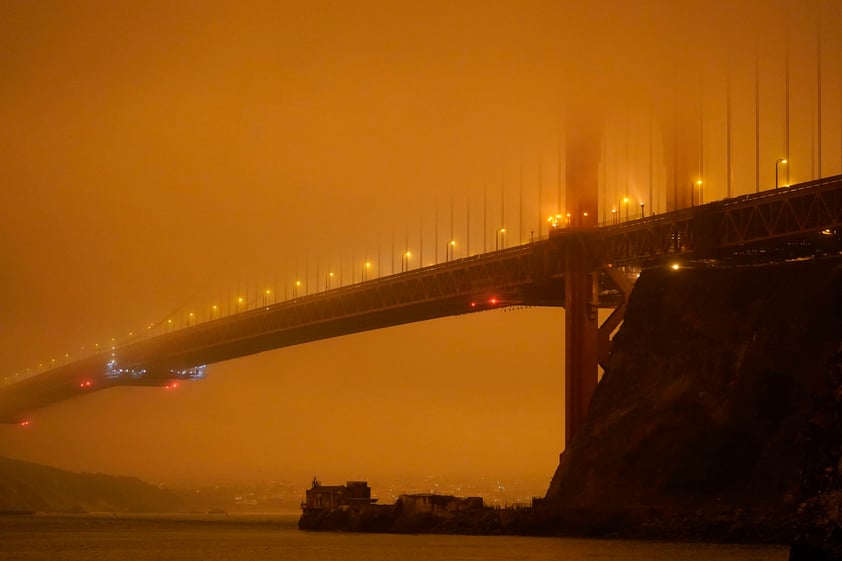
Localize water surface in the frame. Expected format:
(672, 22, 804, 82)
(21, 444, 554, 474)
(0, 514, 789, 561)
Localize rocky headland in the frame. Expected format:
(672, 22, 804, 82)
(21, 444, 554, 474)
(299, 257, 842, 558)
(539, 257, 842, 555)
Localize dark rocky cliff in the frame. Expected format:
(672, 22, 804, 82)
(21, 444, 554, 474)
(542, 258, 842, 547)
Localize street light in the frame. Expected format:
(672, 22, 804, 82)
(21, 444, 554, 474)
(690, 181, 703, 206)
(446, 240, 456, 261)
(775, 158, 788, 189)
(362, 261, 371, 281)
(263, 289, 271, 306)
(325, 271, 334, 290)
(640, 202, 645, 219)
(611, 208, 617, 224)
(402, 251, 411, 272)
(293, 280, 301, 298)
(496, 227, 506, 251)
(622, 197, 630, 221)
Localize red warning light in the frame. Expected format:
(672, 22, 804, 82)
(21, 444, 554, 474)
(470, 301, 477, 308)
(19, 420, 30, 427)
(164, 382, 180, 390)
(489, 298, 498, 305)
(79, 380, 93, 388)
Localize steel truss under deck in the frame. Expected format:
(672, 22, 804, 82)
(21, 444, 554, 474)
(596, 175, 842, 265)
(2, 175, 841, 423)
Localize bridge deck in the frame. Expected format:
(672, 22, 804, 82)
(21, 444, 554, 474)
(2, 175, 841, 422)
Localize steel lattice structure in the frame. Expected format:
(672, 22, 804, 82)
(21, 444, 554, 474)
(596, 175, 842, 265)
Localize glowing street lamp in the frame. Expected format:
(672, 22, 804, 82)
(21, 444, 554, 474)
(325, 271, 334, 290)
(622, 197, 630, 221)
(293, 280, 301, 298)
(496, 227, 506, 251)
(690, 181, 702, 206)
(362, 261, 372, 281)
(446, 240, 456, 261)
(611, 208, 617, 224)
(775, 158, 788, 189)
(402, 251, 411, 272)
(263, 289, 271, 306)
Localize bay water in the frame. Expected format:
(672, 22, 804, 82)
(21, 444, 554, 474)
(0, 514, 788, 560)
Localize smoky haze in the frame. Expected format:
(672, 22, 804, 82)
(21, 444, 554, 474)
(0, 0, 840, 492)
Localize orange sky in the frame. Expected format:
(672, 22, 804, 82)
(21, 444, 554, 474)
(0, 0, 840, 491)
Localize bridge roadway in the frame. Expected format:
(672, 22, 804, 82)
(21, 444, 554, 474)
(2, 174, 841, 425)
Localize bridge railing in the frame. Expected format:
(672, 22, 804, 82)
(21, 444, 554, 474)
(593, 174, 842, 265)
(9, 175, 842, 386)
(105, 240, 550, 375)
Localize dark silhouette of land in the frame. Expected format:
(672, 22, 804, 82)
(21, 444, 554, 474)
(0, 455, 182, 514)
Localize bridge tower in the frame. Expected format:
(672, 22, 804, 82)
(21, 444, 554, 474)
(664, 107, 699, 211)
(563, 113, 601, 446)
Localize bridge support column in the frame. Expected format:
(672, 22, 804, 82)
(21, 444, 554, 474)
(564, 243, 599, 446)
(597, 265, 634, 369)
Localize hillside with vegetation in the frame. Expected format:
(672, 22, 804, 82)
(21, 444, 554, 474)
(0, 455, 183, 513)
